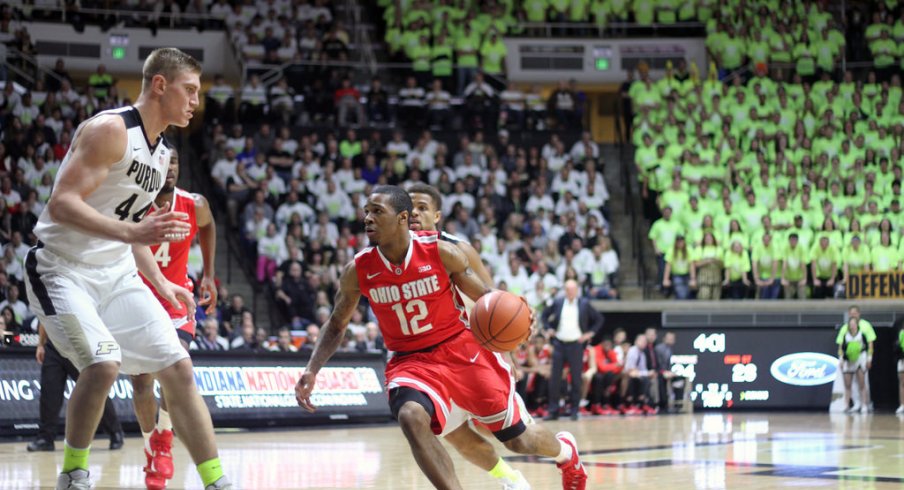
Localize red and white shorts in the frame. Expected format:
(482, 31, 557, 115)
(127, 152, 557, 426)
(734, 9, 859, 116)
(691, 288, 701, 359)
(386, 331, 524, 438)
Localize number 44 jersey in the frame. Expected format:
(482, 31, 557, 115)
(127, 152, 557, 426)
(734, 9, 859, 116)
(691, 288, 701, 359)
(34, 106, 170, 265)
(141, 188, 198, 320)
(355, 231, 468, 353)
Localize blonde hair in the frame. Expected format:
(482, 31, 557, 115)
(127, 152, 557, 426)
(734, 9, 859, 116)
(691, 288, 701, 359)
(142, 48, 201, 91)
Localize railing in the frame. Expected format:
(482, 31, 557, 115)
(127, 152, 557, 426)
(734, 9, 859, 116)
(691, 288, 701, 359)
(17, 4, 226, 30)
(513, 20, 705, 38)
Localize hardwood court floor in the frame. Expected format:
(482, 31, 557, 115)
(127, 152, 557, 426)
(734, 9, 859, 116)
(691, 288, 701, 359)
(2, 412, 904, 489)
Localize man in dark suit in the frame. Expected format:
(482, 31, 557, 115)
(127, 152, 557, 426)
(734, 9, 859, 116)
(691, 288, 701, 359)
(541, 280, 605, 420)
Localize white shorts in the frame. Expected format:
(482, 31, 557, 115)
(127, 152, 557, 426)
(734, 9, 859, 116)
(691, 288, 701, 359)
(898, 359, 904, 373)
(842, 356, 867, 374)
(24, 244, 188, 375)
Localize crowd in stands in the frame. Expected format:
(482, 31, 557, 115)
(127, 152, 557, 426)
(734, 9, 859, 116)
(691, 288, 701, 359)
(634, 60, 903, 300)
(204, 118, 618, 330)
(514, 327, 681, 417)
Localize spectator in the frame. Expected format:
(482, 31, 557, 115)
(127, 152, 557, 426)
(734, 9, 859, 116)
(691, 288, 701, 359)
(192, 318, 229, 351)
(781, 233, 809, 299)
(355, 322, 384, 353)
(335, 78, 365, 127)
(275, 262, 315, 328)
(425, 79, 452, 130)
(88, 64, 113, 101)
(397, 76, 425, 128)
(752, 233, 781, 299)
(693, 232, 723, 300)
(365, 77, 390, 124)
(463, 71, 496, 129)
(621, 333, 656, 415)
(206, 74, 235, 125)
(239, 74, 268, 124)
(547, 80, 577, 130)
(663, 235, 694, 300)
(230, 314, 258, 350)
(723, 240, 751, 300)
(810, 236, 839, 299)
(269, 326, 298, 353)
(588, 337, 622, 415)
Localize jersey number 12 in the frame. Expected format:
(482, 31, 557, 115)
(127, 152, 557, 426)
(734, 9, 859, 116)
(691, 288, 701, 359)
(391, 300, 433, 336)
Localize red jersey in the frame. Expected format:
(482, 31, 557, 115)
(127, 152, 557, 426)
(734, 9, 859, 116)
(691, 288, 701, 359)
(141, 188, 198, 319)
(355, 231, 467, 352)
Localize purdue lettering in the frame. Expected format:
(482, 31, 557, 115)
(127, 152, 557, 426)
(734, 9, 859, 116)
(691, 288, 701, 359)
(126, 159, 162, 193)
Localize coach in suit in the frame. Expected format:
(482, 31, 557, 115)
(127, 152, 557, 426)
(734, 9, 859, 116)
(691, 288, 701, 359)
(542, 279, 605, 420)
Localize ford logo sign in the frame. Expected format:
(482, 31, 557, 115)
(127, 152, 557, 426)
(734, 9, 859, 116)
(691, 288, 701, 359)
(770, 352, 838, 386)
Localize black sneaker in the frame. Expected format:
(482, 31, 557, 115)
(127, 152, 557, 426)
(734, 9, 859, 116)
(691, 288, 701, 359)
(27, 438, 55, 452)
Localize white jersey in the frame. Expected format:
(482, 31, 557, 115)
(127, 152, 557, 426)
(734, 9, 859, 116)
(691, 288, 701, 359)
(34, 106, 170, 266)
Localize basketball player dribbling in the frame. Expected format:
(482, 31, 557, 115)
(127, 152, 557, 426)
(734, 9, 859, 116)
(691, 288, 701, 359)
(295, 186, 587, 490)
(130, 148, 218, 490)
(408, 183, 533, 489)
(24, 48, 230, 490)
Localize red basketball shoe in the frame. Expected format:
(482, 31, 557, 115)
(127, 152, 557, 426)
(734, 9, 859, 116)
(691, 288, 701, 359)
(555, 431, 587, 490)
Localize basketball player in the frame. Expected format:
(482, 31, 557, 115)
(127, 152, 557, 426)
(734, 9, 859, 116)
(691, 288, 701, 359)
(408, 183, 531, 489)
(295, 186, 587, 490)
(24, 48, 230, 490)
(130, 148, 218, 490)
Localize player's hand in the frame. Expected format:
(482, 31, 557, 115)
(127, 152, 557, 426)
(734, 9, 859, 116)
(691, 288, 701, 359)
(35, 345, 45, 364)
(131, 205, 190, 245)
(519, 295, 536, 328)
(159, 281, 196, 316)
(296, 371, 318, 412)
(580, 332, 594, 343)
(199, 275, 218, 315)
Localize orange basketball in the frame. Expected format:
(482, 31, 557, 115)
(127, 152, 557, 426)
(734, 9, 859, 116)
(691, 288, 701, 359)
(470, 291, 532, 352)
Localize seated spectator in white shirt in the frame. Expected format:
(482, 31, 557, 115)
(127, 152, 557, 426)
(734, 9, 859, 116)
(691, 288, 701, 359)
(425, 79, 452, 129)
(317, 180, 354, 221)
(499, 81, 526, 128)
(444, 180, 476, 216)
(525, 182, 555, 215)
(569, 131, 600, 161)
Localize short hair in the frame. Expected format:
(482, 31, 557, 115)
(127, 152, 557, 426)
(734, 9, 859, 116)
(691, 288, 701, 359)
(142, 48, 202, 90)
(407, 183, 442, 211)
(372, 185, 413, 215)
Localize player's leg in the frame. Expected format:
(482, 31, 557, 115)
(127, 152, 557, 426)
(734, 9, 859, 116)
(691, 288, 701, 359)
(131, 374, 158, 436)
(103, 279, 230, 489)
(842, 371, 853, 411)
(390, 387, 463, 490)
(444, 422, 529, 489)
(444, 423, 498, 471)
(855, 368, 868, 413)
(453, 342, 587, 489)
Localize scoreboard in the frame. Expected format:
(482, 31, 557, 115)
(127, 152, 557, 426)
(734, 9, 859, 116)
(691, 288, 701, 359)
(666, 327, 838, 409)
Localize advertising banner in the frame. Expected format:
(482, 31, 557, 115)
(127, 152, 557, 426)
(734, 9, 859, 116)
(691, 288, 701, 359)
(0, 349, 390, 436)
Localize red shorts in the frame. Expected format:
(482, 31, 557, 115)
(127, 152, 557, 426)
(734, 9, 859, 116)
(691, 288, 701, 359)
(173, 315, 196, 338)
(385, 330, 523, 437)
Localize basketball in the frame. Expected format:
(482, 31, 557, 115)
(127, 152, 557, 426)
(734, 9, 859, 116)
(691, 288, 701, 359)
(470, 291, 532, 352)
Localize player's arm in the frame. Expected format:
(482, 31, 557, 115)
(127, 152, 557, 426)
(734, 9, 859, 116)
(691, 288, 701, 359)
(296, 261, 361, 412)
(194, 193, 218, 314)
(439, 240, 491, 302)
(133, 244, 196, 313)
(46, 116, 189, 245)
(456, 241, 494, 288)
(35, 323, 46, 364)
